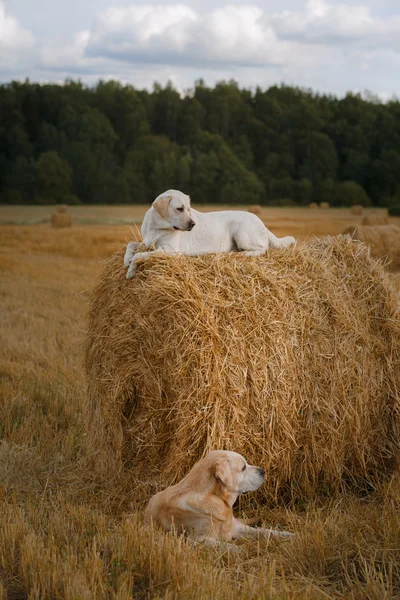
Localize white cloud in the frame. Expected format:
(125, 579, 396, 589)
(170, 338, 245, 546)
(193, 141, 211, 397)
(40, 30, 91, 69)
(85, 4, 296, 67)
(0, 1, 34, 51)
(89, 4, 197, 56)
(0, 0, 35, 70)
(271, 0, 400, 48)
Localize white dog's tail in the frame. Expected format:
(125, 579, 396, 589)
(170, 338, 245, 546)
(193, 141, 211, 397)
(267, 230, 296, 249)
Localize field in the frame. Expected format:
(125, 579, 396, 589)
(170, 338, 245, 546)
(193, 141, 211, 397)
(1, 205, 400, 599)
(2, 204, 397, 240)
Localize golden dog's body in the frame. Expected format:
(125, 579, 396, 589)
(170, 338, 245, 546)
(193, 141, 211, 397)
(145, 450, 294, 549)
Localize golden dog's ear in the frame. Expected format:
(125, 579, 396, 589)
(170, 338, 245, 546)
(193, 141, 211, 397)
(153, 194, 172, 220)
(213, 459, 233, 488)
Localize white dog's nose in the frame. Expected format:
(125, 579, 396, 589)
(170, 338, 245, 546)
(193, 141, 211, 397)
(188, 220, 195, 230)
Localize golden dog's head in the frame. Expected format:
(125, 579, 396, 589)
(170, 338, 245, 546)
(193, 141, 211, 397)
(152, 189, 195, 232)
(206, 450, 265, 495)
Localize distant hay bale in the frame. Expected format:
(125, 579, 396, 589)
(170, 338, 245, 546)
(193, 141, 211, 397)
(56, 204, 68, 213)
(51, 213, 72, 228)
(248, 205, 262, 215)
(362, 212, 389, 225)
(343, 225, 400, 269)
(351, 205, 363, 215)
(320, 202, 330, 209)
(85, 237, 400, 504)
(309, 202, 318, 209)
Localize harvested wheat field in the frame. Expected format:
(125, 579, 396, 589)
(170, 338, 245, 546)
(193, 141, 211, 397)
(351, 205, 363, 215)
(344, 224, 400, 269)
(1, 214, 400, 599)
(2, 204, 398, 240)
(247, 204, 262, 214)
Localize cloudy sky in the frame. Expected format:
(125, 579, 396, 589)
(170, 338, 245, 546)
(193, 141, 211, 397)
(1, 0, 400, 98)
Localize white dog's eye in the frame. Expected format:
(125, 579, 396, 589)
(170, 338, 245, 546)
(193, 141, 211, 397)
(176, 207, 184, 212)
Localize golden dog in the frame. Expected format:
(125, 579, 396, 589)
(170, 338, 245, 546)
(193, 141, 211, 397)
(145, 450, 294, 549)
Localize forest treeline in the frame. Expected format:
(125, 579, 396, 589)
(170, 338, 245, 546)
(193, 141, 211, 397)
(1, 79, 400, 207)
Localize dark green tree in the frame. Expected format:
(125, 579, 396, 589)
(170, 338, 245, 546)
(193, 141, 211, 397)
(0, 79, 399, 207)
(36, 151, 72, 203)
(333, 181, 371, 206)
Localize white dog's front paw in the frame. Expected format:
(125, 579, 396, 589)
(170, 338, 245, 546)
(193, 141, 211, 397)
(283, 236, 296, 248)
(124, 242, 140, 268)
(126, 261, 137, 279)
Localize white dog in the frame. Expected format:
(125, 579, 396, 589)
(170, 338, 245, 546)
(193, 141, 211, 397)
(124, 190, 296, 279)
(144, 450, 294, 550)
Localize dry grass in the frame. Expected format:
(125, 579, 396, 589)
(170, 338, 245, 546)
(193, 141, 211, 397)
(351, 205, 363, 215)
(1, 215, 400, 599)
(344, 225, 400, 269)
(0, 224, 140, 261)
(247, 205, 262, 215)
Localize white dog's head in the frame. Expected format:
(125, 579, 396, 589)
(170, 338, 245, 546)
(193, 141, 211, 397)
(152, 189, 195, 232)
(206, 450, 265, 495)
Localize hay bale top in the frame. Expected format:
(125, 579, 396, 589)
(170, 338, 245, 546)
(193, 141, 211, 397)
(343, 224, 400, 269)
(320, 202, 330, 209)
(248, 204, 262, 215)
(85, 236, 400, 504)
(362, 213, 389, 225)
(51, 212, 72, 228)
(309, 202, 318, 209)
(56, 204, 68, 213)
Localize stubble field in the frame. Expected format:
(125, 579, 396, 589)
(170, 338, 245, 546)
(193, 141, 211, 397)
(0, 205, 400, 599)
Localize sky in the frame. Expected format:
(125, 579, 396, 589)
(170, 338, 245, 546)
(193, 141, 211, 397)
(1, 0, 400, 99)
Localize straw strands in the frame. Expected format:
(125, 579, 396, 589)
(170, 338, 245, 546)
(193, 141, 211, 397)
(85, 236, 400, 504)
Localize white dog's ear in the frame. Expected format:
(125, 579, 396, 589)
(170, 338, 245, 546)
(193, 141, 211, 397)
(153, 194, 172, 220)
(213, 459, 233, 488)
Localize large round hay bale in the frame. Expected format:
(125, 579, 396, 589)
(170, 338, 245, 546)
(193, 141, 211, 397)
(351, 205, 363, 215)
(85, 237, 400, 503)
(51, 213, 72, 228)
(320, 202, 330, 209)
(248, 205, 262, 215)
(344, 225, 400, 269)
(362, 212, 389, 225)
(309, 202, 318, 209)
(56, 204, 68, 213)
